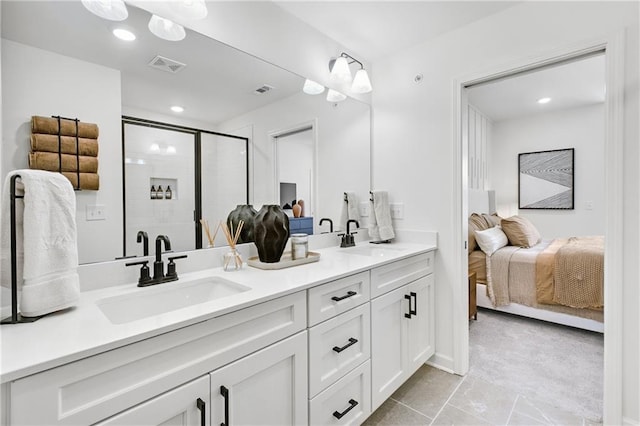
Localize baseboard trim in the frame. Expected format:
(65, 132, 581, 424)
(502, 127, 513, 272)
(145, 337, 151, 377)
(425, 352, 455, 374)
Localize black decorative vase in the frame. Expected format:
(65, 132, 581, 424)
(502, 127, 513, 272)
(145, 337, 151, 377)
(226, 204, 258, 244)
(253, 205, 290, 263)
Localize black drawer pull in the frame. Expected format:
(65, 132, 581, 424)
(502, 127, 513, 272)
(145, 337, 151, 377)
(333, 399, 359, 419)
(404, 294, 412, 318)
(220, 385, 229, 426)
(331, 291, 357, 302)
(404, 292, 417, 318)
(333, 337, 358, 353)
(196, 398, 206, 426)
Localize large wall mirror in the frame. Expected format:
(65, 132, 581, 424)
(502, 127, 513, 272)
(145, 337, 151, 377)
(1, 1, 371, 264)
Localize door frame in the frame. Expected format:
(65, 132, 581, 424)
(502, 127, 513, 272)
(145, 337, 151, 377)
(452, 32, 625, 424)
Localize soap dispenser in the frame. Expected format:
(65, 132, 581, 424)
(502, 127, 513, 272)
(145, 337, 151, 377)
(150, 185, 156, 200)
(157, 185, 164, 200)
(165, 185, 172, 200)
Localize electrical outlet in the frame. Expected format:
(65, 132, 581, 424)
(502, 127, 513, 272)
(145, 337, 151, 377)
(359, 202, 370, 217)
(390, 203, 404, 219)
(86, 204, 106, 221)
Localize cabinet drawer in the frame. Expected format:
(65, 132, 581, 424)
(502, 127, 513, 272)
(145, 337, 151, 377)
(308, 271, 370, 326)
(309, 360, 371, 426)
(309, 304, 371, 397)
(10, 291, 306, 426)
(370, 252, 433, 298)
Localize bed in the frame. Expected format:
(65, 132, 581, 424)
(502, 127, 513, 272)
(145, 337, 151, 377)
(468, 190, 604, 333)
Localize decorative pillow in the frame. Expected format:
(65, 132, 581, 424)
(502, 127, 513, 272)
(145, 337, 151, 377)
(474, 226, 509, 255)
(483, 213, 502, 228)
(468, 213, 491, 253)
(500, 215, 541, 248)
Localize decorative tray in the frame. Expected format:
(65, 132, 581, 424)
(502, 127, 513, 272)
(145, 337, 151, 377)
(247, 251, 320, 270)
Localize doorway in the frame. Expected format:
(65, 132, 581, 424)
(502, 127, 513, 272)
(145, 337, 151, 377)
(454, 36, 625, 424)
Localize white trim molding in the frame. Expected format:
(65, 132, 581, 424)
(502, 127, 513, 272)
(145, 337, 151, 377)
(453, 33, 626, 425)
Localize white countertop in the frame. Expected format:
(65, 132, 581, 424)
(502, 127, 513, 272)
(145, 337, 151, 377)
(0, 242, 435, 383)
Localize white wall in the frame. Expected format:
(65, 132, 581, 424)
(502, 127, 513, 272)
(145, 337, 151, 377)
(277, 130, 314, 215)
(218, 91, 370, 231)
(371, 2, 638, 422)
(1, 40, 123, 264)
(490, 104, 605, 238)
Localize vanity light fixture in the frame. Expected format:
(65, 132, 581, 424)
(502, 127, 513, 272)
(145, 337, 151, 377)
(112, 28, 136, 42)
(81, 0, 128, 21)
(537, 97, 552, 104)
(303, 79, 325, 95)
(166, 146, 177, 154)
(170, 105, 185, 113)
(150, 143, 160, 152)
(169, 0, 208, 20)
(329, 52, 373, 93)
(148, 15, 186, 42)
(326, 89, 347, 103)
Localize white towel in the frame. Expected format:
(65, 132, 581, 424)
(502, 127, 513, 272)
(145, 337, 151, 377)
(339, 192, 361, 232)
(368, 191, 395, 242)
(0, 170, 79, 317)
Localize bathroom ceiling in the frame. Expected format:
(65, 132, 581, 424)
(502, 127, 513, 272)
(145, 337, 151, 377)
(273, 1, 519, 61)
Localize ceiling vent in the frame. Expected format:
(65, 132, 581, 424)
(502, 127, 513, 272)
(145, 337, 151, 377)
(254, 84, 275, 95)
(148, 55, 187, 74)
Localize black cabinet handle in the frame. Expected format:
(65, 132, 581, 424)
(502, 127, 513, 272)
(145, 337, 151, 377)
(405, 292, 417, 318)
(333, 399, 359, 419)
(220, 386, 229, 426)
(196, 398, 206, 426)
(331, 291, 357, 302)
(333, 337, 358, 353)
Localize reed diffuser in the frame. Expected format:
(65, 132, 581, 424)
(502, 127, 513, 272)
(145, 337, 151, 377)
(222, 220, 244, 271)
(200, 219, 220, 248)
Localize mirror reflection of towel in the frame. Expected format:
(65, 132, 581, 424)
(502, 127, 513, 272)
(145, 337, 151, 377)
(369, 191, 395, 242)
(0, 170, 80, 317)
(340, 192, 361, 232)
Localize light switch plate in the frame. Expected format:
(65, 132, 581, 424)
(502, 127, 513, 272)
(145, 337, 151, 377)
(390, 203, 404, 219)
(86, 204, 106, 221)
(359, 202, 370, 217)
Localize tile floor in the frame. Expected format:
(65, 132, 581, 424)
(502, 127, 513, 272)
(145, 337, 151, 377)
(363, 308, 604, 425)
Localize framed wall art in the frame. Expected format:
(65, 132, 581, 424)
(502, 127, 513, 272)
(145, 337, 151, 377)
(518, 148, 574, 209)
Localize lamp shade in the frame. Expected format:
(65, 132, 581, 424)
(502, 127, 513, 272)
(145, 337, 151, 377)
(351, 69, 373, 94)
(303, 79, 325, 95)
(81, 0, 128, 21)
(330, 56, 352, 83)
(326, 89, 347, 102)
(169, 0, 208, 20)
(148, 15, 186, 41)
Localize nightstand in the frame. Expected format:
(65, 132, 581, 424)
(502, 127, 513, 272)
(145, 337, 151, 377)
(469, 271, 477, 320)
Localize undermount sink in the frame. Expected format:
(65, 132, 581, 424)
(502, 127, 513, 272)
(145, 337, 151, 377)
(341, 245, 406, 257)
(97, 277, 251, 324)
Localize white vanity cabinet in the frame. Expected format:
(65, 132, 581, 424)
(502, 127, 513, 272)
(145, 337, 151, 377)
(370, 253, 435, 411)
(8, 292, 306, 426)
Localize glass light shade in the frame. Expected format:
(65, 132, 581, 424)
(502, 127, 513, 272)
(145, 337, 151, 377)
(169, 0, 208, 20)
(81, 0, 128, 21)
(351, 69, 373, 94)
(303, 79, 325, 95)
(330, 56, 352, 83)
(326, 89, 347, 103)
(148, 15, 186, 41)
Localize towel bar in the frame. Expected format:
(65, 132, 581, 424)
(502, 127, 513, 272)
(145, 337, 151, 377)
(1, 174, 44, 324)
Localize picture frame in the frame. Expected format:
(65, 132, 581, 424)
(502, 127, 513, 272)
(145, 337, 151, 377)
(518, 148, 574, 209)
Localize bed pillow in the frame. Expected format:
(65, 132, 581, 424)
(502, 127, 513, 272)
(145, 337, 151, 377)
(474, 226, 509, 255)
(468, 213, 491, 253)
(483, 213, 502, 228)
(500, 215, 541, 248)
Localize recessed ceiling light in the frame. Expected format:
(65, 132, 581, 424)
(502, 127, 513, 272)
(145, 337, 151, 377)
(537, 97, 552, 104)
(171, 105, 184, 113)
(112, 28, 136, 41)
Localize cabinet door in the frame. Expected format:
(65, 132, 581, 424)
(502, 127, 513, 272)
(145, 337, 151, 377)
(370, 285, 409, 411)
(406, 275, 435, 372)
(209, 332, 308, 426)
(96, 376, 209, 426)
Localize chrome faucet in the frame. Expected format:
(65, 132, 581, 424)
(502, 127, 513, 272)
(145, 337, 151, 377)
(339, 220, 359, 248)
(136, 231, 149, 256)
(319, 218, 333, 233)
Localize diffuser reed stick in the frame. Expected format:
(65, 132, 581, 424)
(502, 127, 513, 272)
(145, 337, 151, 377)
(222, 220, 244, 270)
(200, 219, 220, 247)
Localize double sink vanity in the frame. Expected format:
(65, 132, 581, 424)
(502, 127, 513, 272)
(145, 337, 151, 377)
(1, 239, 436, 426)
